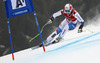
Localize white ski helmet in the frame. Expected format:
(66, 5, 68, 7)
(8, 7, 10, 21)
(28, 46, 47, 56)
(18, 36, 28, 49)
(64, 3, 73, 13)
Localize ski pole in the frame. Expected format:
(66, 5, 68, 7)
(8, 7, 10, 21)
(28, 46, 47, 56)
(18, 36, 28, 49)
(84, 28, 93, 33)
(29, 22, 48, 42)
(86, 29, 93, 33)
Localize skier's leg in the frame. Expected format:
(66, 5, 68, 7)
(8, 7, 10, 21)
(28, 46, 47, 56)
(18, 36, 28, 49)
(46, 30, 58, 42)
(59, 22, 77, 38)
(59, 23, 69, 38)
(40, 31, 58, 46)
(46, 18, 67, 43)
(54, 19, 68, 42)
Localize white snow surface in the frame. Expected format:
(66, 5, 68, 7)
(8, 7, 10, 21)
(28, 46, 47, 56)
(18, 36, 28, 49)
(0, 16, 100, 63)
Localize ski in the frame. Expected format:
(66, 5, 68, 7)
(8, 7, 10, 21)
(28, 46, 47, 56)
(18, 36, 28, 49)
(31, 38, 63, 50)
(31, 40, 59, 50)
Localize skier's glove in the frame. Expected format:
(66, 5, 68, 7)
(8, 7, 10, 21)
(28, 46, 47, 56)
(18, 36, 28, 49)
(47, 16, 54, 24)
(78, 29, 83, 33)
(47, 19, 52, 24)
(78, 22, 84, 33)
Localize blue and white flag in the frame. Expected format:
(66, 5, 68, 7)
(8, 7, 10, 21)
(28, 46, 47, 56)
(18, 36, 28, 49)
(5, 0, 33, 18)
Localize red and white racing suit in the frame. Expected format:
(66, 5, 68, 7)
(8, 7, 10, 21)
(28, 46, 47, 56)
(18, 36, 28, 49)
(47, 8, 84, 42)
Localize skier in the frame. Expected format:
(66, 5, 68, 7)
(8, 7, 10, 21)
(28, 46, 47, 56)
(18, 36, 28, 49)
(45, 3, 84, 44)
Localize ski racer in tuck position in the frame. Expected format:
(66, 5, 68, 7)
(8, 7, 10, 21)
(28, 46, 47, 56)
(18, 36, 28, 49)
(45, 3, 84, 44)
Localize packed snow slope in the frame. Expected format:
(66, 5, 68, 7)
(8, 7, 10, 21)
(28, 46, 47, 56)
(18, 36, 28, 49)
(0, 15, 100, 63)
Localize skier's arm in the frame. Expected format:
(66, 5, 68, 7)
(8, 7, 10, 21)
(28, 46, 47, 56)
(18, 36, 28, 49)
(48, 10, 62, 24)
(52, 10, 62, 19)
(75, 12, 84, 33)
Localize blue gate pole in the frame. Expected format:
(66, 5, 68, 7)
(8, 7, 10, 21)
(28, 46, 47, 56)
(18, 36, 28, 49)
(7, 18, 15, 60)
(30, 1, 45, 52)
(4, 1, 14, 60)
(33, 12, 45, 52)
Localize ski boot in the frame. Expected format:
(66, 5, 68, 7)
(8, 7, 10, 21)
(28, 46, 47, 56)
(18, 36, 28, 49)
(39, 40, 49, 47)
(52, 37, 62, 43)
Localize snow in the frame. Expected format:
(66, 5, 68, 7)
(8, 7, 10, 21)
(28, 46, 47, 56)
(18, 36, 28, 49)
(0, 15, 100, 63)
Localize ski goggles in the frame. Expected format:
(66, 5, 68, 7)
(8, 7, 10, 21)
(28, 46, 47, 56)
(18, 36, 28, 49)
(64, 10, 71, 13)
